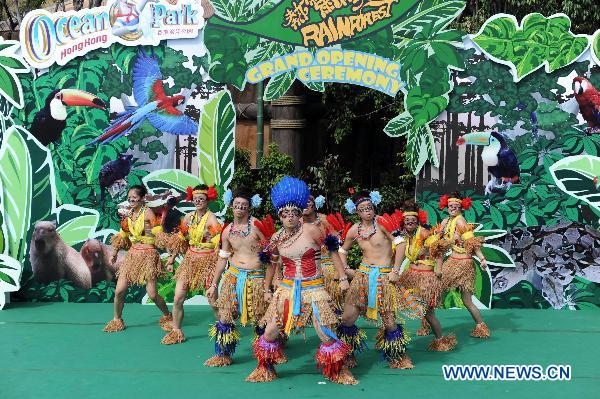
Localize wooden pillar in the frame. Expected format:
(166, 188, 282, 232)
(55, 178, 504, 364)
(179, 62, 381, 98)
(270, 83, 306, 171)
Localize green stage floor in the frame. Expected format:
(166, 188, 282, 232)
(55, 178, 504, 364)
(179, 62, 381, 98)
(1, 304, 599, 398)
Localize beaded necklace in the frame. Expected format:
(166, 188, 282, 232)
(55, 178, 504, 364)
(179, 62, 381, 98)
(357, 220, 377, 240)
(129, 205, 146, 223)
(276, 223, 303, 249)
(443, 214, 461, 240)
(189, 209, 208, 227)
(229, 217, 252, 238)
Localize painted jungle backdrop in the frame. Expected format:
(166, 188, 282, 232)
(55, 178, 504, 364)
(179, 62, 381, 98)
(0, 0, 599, 311)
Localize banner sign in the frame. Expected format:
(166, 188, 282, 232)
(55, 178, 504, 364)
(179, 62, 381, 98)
(20, 0, 204, 68)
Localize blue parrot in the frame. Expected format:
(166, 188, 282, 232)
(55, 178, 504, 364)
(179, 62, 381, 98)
(457, 131, 520, 195)
(90, 49, 197, 145)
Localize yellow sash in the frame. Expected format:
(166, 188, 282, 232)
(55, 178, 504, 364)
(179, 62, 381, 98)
(187, 211, 220, 248)
(405, 226, 423, 263)
(127, 207, 156, 245)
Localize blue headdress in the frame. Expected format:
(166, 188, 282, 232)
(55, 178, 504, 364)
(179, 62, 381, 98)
(223, 188, 262, 209)
(344, 190, 382, 214)
(271, 176, 310, 213)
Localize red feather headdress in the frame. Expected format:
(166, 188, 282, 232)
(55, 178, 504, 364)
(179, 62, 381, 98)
(377, 209, 404, 234)
(254, 215, 276, 241)
(186, 185, 218, 202)
(439, 195, 472, 210)
(326, 212, 352, 242)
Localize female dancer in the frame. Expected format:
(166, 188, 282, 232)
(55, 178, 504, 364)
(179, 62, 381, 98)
(103, 184, 172, 333)
(160, 184, 222, 344)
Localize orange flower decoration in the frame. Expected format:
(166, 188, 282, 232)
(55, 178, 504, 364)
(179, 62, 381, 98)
(120, 218, 130, 232)
(179, 220, 189, 236)
(208, 224, 222, 236)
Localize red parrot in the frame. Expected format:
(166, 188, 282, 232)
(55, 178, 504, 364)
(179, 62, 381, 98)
(573, 76, 600, 134)
(90, 49, 197, 145)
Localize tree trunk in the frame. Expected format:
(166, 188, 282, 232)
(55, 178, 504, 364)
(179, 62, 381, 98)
(175, 137, 181, 170)
(0, 1, 17, 30)
(477, 114, 486, 187)
(445, 112, 459, 189)
(186, 137, 195, 173)
(465, 111, 472, 185)
(74, 0, 85, 11)
(11, 0, 20, 22)
(439, 118, 446, 186)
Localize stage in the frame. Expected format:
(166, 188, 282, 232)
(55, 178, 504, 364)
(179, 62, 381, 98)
(1, 304, 598, 398)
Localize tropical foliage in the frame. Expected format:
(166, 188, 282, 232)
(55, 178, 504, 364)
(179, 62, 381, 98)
(0, 39, 234, 305)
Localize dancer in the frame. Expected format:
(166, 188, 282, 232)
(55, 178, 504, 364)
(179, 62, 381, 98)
(203, 188, 270, 366)
(391, 201, 457, 351)
(302, 195, 347, 313)
(431, 192, 490, 338)
(337, 191, 421, 369)
(160, 184, 222, 344)
(247, 176, 357, 385)
(103, 184, 172, 332)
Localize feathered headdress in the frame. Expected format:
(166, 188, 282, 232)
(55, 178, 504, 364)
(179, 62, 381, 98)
(326, 212, 352, 243)
(271, 176, 310, 213)
(344, 190, 382, 214)
(439, 194, 472, 210)
(186, 185, 218, 202)
(377, 209, 404, 236)
(403, 209, 429, 225)
(222, 188, 262, 209)
(313, 195, 326, 210)
(254, 214, 277, 264)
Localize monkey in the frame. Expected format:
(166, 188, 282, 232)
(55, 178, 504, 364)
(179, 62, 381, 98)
(80, 239, 126, 286)
(30, 221, 92, 289)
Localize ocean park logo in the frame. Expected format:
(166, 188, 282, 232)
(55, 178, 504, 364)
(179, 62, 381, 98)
(20, 0, 204, 68)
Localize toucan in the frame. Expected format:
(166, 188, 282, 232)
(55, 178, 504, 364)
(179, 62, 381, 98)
(30, 89, 106, 146)
(457, 131, 520, 195)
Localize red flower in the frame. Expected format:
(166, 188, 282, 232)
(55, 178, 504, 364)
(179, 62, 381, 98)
(462, 197, 472, 210)
(348, 187, 355, 195)
(438, 194, 449, 210)
(186, 186, 193, 201)
(418, 209, 428, 225)
(207, 186, 218, 201)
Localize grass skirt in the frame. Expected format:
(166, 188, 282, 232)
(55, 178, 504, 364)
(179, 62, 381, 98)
(260, 284, 338, 334)
(117, 244, 162, 285)
(175, 247, 218, 291)
(216, 271, 268, 326)
(441, 256, 475, 294)
(346, 272, 400, 322)
(321, 256, 345, 313)
(399, 267, 442, 308)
